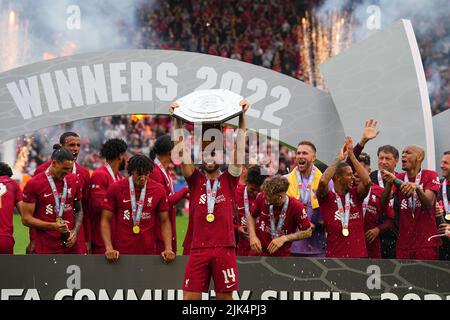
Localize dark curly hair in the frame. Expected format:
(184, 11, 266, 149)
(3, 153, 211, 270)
(127, 154, 153, 176)
(100, 139, 128, 161)
(149, 135, 174, 160)
(0, 162, 13, 177)
(51, 145, 74, 162)
(247, 165, 267, 187)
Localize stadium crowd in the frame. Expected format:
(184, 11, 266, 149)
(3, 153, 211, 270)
(18, 0, 449, 179)
(135, 0, 449, 114)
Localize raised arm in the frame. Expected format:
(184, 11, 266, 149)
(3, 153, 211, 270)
(317, 142, 347, 198)
(346, 137, 371, 199)
(347, 119, 379, 168)
(229, 99, 249, 177)
(169, 102, 195, 179)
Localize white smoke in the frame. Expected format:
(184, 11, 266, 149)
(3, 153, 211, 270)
(317, 0, 449, 113)
(0, 0, 150, 167)
(8, 0, 145, 60)
(318, 0, 449, 40)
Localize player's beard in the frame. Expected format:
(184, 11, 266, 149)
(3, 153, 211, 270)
(119, 158, 126, 171)
(203, 163, 220, 174)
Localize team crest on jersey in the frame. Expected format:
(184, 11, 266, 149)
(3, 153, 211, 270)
(45, 204, 53, 215)
(258, 221, 266, 232)
(401, 199, 408, 210)
(147, 197, 153, 207)
(371, 194, 377, 202)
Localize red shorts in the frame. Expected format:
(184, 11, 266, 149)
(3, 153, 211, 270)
(0, 235, 14, 254)
(396, 247, 439, 260)
(183, 247, 239, 293)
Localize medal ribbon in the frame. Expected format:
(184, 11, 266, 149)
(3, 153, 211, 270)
(45, 168, 68, 219)
(362, 187, 372, 218)
(296, 166, 315, 205)
(128, 177, 147, 227)
(269, 196, 289, 239)
(155, 158, 174, 194)
(334, 191, 351, 231)
(244, 186, 250, 217)
(378, 170, 394, 207)
(72, 163, 76, 174)
(206, 177, 219, 214)
(377, 170, 384, 188)
(443, 179, 449, 215)
(106, 163, 118, 183)
(403, 171, 422, 214)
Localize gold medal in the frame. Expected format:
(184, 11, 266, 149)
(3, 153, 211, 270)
(445, 213, 450, 221)
(206, 213, 215, 223)
(133, 225, 140, 234)
(56, 216, 63, 224)
(342, 228, 349, 237)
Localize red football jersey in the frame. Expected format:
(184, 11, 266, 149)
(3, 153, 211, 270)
(89, 165, 123, 249)
(22, 172, 82, 253)
(186, 169, 238, 249)
(251, 194, 310, 256)
(318, 187, 368, 258)
(363, 183, 395, 259)
(34, 161, 90, 244)
(102, 178, 169, 254)
(149, 164, 177, 254)
(395, 170, 441, 250)
(0, 176, 22, 238)
(235, 184, 258, 256)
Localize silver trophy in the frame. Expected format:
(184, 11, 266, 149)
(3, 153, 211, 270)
(173, 89, 244, 125)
